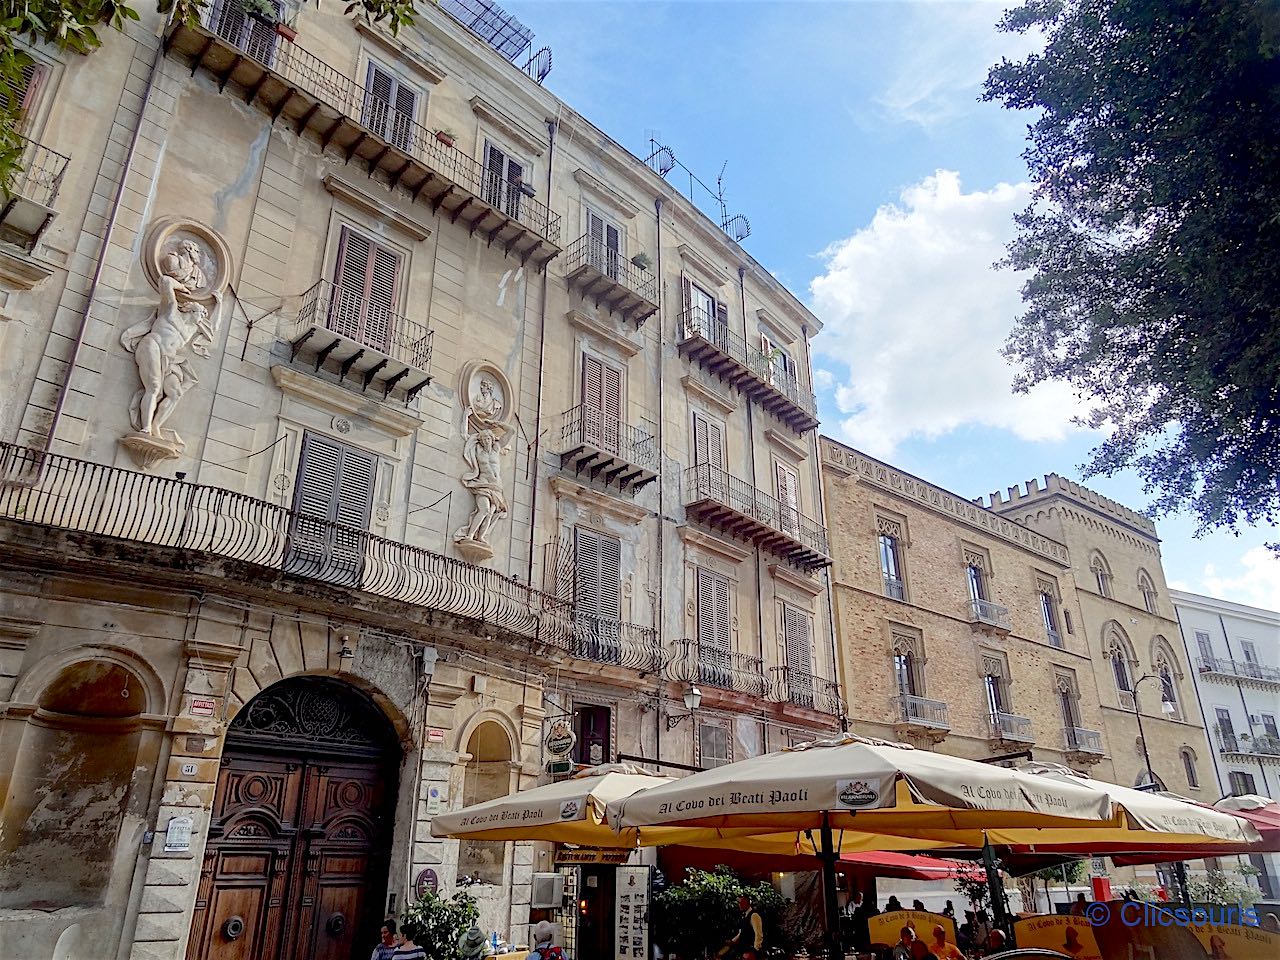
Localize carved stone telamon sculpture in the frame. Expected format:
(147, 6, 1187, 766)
(453, 365, 514, 564)
(120, 221, 230, 469)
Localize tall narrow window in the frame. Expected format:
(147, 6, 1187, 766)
(681, 278, 729, 350)
(574, 527, 622, 664)
(759, 330, 797, 391)
(1241, 641, 1260, 678)
(698, 723, 731, 770)
(1138, 570, 1157, 614)
(286, 432, 376, 582)
(1262, 713, 1279, 739)
(1180, 749, 1199, 789)
(781, 604, 814, 707)
(967, 563, 987, 603)
(581, 354, 624, 457)
(1228, 771, 1256, 796)
(775, 462, 801, 538)
(1057, 678, 1079, 729)
(1196, 631, 1213, 666)
(1090, 554, 1113, 598)
(332, 227, 401, 351)
(691, 411, 727, 503)
(1215, 708, 1237, 751)
(573, 704, 611, 766)
(1039, 583, 1062, 647)
(3, 59, 46, 124)
(483, 140, 525, 218)
(585, 208, 622, 279)
(362, 61, 418, 151)
(892, 633, 921, 699)
(984, 672, 1005, 716)
(878, 517, 905, 600)
(696, 568, 732, 688)
(1110, 646, 1133, 697)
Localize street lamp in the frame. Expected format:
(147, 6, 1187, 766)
(1132, 672, 1177, 789)
(666, 683, 703, 730)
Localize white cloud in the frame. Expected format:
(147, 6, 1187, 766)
(873, 3, 1042, 130)
(809, 169, 1090, 459)
(1199, 547, 1280, 612)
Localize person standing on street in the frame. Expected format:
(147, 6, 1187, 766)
(392, 919, 427, 960)
(372, 920, 397, 960)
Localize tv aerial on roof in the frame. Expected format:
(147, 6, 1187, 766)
(643, 141, 677, 177)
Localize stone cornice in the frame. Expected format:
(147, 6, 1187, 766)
(355, 21, 447, 84)
(323, 173, 433, 241)
(0, 244, 58, 291)
(470, 94, 546, 157)
(765, 427, 808, 463)
(183, 639, 245, 668)
(822, 438, 1071, 567)
(573, 168, 640, 220)
(567, 309, 643, 357)
(768, 563, 824, 598)
(549, 476, 650, 526)
(677, 525, 752, 564)
(682, 375, 737, 415)
(271, 366, 425, 437)
(0, 615, 41, 650)
(677, 242, 732, 289)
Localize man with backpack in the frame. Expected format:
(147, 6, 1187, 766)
(527, 921, 567, 960)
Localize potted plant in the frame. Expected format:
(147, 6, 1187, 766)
(241, 0, 278, 26)
(275, 16, 297, 41)
(630, 252, 652, 272)
(435, 129, 457, 148)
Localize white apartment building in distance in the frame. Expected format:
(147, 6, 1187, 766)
(1172, 589, 1280, 899)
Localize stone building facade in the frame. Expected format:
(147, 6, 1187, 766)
(0, 4, 841, 959)
(985, 475, 1214, 803)
(821, 439, 1112, 771)
(1172, 589, 1280, 898)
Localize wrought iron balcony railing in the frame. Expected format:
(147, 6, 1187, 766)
(1199, 656, 1280, 684)
(665, 638, 768, 697)
(1063, 726, 1104, 755)
(0, 442, 571, 649)
(0, 136, 70, 250)
(883, 576, 906, 601)
(767, 666, 844, 716)
(676, 307, 819, 432)
(990, 711, 1034, 743)
(683, 463, 830, 571)
(969, 597, 1012, 632)
(165, 0, 560, 263)
(554, 404, 658, 493)
(571, 612, 662, 675)
(563, 236, 658, 326)
(287, 279, 433, 400)
(1218, 732, 1280, 757)
(892, 694, 951, 730)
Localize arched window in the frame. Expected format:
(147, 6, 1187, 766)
(1181, 748, 1200, 789)
(1105, 626, 1136, 707)
(1090, 552, 1113, 598)
(1152, 637, 1183, 719)
(1138, 569, 1158, 614)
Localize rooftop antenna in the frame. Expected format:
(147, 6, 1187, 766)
(643, 136, 677, 177)
(715, 162, 752, 241)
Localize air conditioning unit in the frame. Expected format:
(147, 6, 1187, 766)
(530, 872, 565, 909)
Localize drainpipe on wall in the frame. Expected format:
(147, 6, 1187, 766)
(1218, 613, 1274, 797)
(653, 195, 665, 766)
(1173, 606, 1223, 795)
(739, 266, 768, 704)
(524, 118, 557, 588)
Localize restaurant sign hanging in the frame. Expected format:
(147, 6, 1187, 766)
(545, 718, 577, 759)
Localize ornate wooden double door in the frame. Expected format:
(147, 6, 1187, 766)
(186, 677, 400, 960)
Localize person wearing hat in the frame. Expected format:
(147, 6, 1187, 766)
(459, 925, 495, 960)
(526, 920, 567, 960)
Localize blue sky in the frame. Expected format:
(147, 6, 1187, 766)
(503, 0, 1280, 611)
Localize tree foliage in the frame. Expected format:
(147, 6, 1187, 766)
(651, 866, 788, 959)
(1, 0, 416, 193)
(1186, 868, 1261, 907)
(984, 0, 1280, 537)
(402, 890, 480, 960)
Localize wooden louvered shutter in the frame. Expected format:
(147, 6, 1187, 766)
(287, 433, 374, 582)
(575, 527, 601, 616)
(714, 298, 730, 337)
(505, 156, 524, 216)
(333, 228, 371, 340)
(392, 80, 417, 150)
(574, 528, 621, 663)
(695, 568, 731, 686)
(484, 142, 506, 207)
(588, 210, 605, 268)
(365, 243, 399, 351)
(680, 276, 693, 334)
(783, 604, 814, 705)
(776, 462, 800, 536)
(4, 61, 43, 117)
(364, 62, 394, 140)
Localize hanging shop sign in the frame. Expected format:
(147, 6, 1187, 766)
(545, 718, 577, 759)
(555, 848, 632, 866)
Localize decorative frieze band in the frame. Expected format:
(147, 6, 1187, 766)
(822, 440, 1071, 566)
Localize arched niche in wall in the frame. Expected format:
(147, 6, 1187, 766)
(456, 720, 514, 884)
(0, 659, 149, 908)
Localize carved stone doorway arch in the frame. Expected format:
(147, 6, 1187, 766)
(186, 676, 401, 960)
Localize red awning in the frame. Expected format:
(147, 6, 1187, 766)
(659, 845, 979, 881)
